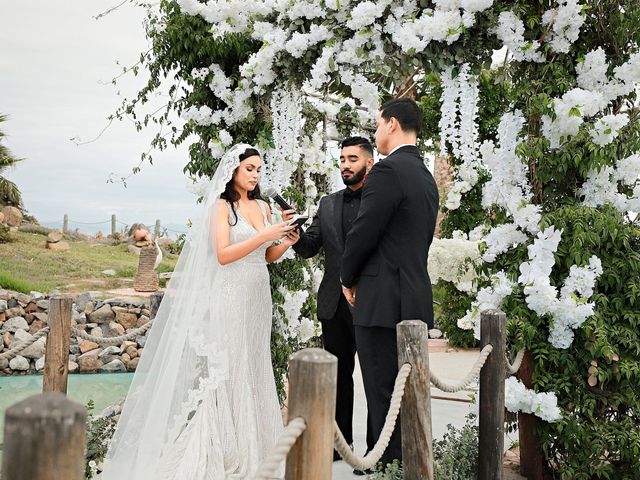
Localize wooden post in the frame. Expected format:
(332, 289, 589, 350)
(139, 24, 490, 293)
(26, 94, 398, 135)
(43, 296, 73, 394)
(286, 348, 337, 480)
(155, 219, 161, 238)
(63, 214, 69, 233)
(2, 393, 87, 480)
(518, 349, 549, 479)
(111, 214, 117, 236)
(479, 310, 506, 480)
(397, 320, 433, 480)
(150, 291, 164, 320)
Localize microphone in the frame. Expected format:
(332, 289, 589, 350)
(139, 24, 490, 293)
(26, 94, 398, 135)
(263, 187, 294, 211)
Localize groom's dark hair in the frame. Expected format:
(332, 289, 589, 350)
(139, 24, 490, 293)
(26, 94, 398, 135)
(341, 136, 374, 157)
(379, 98, 422, 135)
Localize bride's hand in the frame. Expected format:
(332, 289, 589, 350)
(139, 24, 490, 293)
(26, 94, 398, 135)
(259, 221, 295, 243)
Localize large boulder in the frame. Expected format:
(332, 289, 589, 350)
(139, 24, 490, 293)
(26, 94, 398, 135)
(1, 206, 22, 227)
(46, 230, 64, 243)
(77, 350, 102, 373)
(87, 304, 115, 324)
(1, 316, 29, 333)
(46, 241, 70, 251)
(115, 312, 137, 330)
(0, 299, 7, 313)
(103, 321, 124, 337)
(9, 355, 30, 371)
(100, 359, 126, 373)
(79, 340, 99, 354)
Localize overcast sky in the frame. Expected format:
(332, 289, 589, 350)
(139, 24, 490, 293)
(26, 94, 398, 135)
(0, 1, 197, 236)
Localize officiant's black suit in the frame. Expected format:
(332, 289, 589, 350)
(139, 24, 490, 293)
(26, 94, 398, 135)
(341, 145, 439, 463)
(292, 186, 367, 448)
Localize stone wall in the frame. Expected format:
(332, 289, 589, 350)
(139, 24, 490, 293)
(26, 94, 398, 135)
(0, 289, 153, 375)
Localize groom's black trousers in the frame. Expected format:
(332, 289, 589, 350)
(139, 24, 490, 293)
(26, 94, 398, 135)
(355, 325, 402, 463)
(320, 295, 357, 445)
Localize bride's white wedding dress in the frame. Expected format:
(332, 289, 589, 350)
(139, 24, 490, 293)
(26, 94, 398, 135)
(99, 144, 284, 480)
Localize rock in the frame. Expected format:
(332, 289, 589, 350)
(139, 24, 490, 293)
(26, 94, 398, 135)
(429, 329, 443, 339)
(141, 308, 151, 317)
(79, 340, 100, 354)
(100, 403, 123, 418)
(104, 321, 125, 337)
(76, 292, 99, 313)
(135, 315, 150, 328)
(36, 299, 49, 310)
(111, 306, 128, 315)
(77, 350, 102, 372)
(17, 293, 30, 305)
(125, 345, 138, 358)
(121, 353, 131, 363)
(87, 304, 114, 324)
(6, 306, 25, 318)
(46, 241, 70, 251)
(128, 244, 141, 255)
(0, 211, 4, 223)
(33, 312, 48, 322)
(98, 346, 121, 364)
(48, 289, 61, 297)
(25, 302, 38, 314)
(125, 357, 139, 371)
(35, 356, 45, 371)
(0, 358, 8, 369)
(30, 291, 45, 301)
(7, 298, 18, 308)
(1, 316, 29, 333)
(102, 269, 117, 276)
(120, 340, 136, 354)
(136, 335, 147, 348)
(46, 230, 64, 243)
(72, 310, 85, 324)
(28, 319, 46, 334)
(90, 327, 103, 337)
(9, 355, 29, 371)
(24, 313, 35, 324)
(1, 206, 22, 227)
(69, 343, 81, 355)
(85, 322, 98, 329)
(100, 359, 126, 373)
(0, 299, 7, 313)
(14, 329, 46, 359)
(115, 312, 137, 330)
(0, 310, 5, 323)
(68, 360, 79, 373)
(3, 331, 13, 348)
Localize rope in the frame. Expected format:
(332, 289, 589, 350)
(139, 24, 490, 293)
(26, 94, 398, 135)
(71, 320, 153, 346)
(334, 363, 412, 471)
(429, 344, 493, 393)
(0, 327, 50, 361)
(253, 417, 306, 479)
(68, 219, 111, 225)
(506, 348, 526, 376)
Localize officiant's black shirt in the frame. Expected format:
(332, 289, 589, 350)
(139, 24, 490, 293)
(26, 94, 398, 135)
(342, 187, 362, 241)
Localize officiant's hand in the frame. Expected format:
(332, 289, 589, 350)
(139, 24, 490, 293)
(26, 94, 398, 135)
(260, 221, 295, 242)
(282, 229, 300, 246)
(342, 285, 356, 307)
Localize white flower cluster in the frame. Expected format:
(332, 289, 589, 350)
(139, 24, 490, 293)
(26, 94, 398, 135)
(428, 238, 481, 293)
(542, 0, 585, 54)
(264, 87, 302, 192)
(276, 286, 309, 341)
(440, 64, 482, 210)
(518, 227, 603, 349)
(579, 153, 640, 214)
(482, 223, 529, 263)
(457, 271, 515, 339)
(505, 377, 562, 422)
(589, 114, 629, 147)
(495, 11, 544, 63)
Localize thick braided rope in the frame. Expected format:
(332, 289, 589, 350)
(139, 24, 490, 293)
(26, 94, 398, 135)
(0, 327, 50, 360)
(506, 348, 526, 376)
(429, 344, 493, 393)
(71, 320, 153, 346)
(253, 417, 306, 479)
(334, 363, 412, 471)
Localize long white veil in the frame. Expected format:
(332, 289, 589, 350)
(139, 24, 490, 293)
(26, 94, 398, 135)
(100, 143, 257, 479)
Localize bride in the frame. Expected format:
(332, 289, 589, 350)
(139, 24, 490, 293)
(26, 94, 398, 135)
(100, 144, 299, 479)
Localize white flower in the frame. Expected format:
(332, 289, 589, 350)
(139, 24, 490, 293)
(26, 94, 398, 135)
(495, 11, 544, 63)
(542, 0, 585, 54)
(589, 114, 629, 146)
(218, 129, 233, 146)
(297, 317, 317, 343)
(428, 238, 481, 292)
(505, 378, 562, 422)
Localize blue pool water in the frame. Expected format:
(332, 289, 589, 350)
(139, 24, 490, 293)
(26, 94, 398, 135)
(0, 373, 134, 449)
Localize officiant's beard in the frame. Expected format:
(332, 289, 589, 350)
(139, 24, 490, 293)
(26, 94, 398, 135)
(341, 166, 366, 186)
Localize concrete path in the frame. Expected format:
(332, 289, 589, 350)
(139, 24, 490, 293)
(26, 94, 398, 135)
(332, 348, 520, 479)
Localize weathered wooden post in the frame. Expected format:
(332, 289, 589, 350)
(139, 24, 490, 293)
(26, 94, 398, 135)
(43, 296, 73, 394)
(479, 309, 506, 480)
(150, 291, 164, 319)
(155, 219, 161, 238)
(397, 320, 433, 480)
(63, 214, 69, 233)
(285, 348, 337, 480)
(2, 393, 87, 480)
(111, 214, 117, 236)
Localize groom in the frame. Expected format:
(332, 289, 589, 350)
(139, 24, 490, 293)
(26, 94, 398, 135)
(288, 136, 375, 463)
(341, 98, 439, 466)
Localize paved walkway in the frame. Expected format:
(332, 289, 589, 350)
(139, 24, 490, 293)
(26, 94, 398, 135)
(332, 348, 521, 479)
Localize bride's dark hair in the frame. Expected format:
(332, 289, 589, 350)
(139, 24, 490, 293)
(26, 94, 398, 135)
(220, 147, 264, 226)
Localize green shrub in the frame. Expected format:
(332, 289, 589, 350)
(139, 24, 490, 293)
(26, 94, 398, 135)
(0, 223, 11, 243)
(370, 460, 403, 480)
(434, 281, 477, 348)
(85, 400, 118, 479)
(433, 414, 479, 480)
(0, 271, 37, 293)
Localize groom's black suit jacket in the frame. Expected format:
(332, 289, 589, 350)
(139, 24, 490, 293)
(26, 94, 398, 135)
(341, 145, 439, 329)
(292, 189, 352, 321)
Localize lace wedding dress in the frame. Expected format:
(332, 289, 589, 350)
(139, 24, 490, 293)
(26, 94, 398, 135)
(100, 144, 284, 480)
